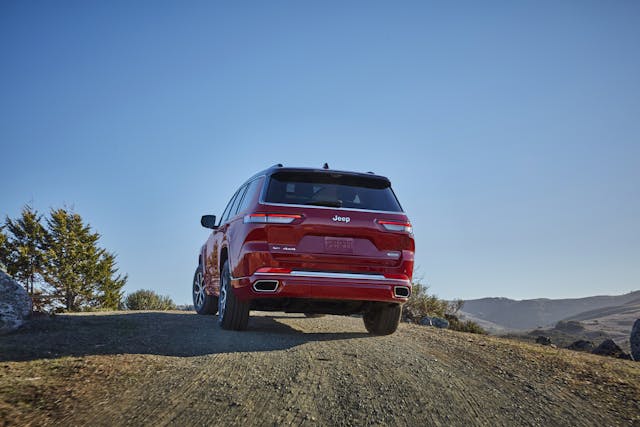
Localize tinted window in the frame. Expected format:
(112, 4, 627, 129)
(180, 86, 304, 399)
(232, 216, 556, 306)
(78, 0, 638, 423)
(220, 189, 240, 225)
(227, 185, 247, 220)
(237, 178, 261, 214)
(265, 172, 402, 212)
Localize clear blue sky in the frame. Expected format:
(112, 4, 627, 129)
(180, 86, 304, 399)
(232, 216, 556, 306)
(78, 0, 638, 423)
(1, 1, 639, 304)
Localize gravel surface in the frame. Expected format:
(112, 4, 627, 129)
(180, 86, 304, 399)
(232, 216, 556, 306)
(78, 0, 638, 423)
(1, 311, 639, 426)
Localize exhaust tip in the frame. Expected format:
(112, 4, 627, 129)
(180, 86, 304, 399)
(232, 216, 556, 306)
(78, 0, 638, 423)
(394, 286, 410, 298)
(253, 280, 279, 293)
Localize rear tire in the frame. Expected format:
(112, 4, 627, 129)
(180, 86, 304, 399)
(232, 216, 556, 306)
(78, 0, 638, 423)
(363, 304, 401, 335)
(218, 260, 250, 330)
(193, 265, 217, 315)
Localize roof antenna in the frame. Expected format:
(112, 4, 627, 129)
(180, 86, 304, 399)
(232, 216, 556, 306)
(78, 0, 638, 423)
(323, 163, 329, 169)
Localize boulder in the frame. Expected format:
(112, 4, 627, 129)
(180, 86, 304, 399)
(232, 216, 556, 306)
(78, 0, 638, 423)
(567, 340, 594, 352)
(418, 316, 449, 328)
(431, 317, 450, 329)
(0, 271, 32, 334)
(535, 336, 552, 346)
(592, 339, 631, 360)
(419, 316, 432, 326)
(631, 319, 640, 362)
(554, 320, 585, 334)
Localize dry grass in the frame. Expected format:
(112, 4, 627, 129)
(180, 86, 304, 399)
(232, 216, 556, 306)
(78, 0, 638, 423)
(1, 312, 639, 426)
(0, 355, 156, 425)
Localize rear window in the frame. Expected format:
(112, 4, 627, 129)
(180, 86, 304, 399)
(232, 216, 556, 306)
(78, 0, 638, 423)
(264, 171, 403, 212)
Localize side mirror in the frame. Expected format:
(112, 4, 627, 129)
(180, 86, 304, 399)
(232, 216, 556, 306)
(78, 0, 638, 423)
(201, 215, 218, 229)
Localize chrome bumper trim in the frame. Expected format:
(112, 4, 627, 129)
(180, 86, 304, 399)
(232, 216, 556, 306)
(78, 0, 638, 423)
(255, 270, 408, 282)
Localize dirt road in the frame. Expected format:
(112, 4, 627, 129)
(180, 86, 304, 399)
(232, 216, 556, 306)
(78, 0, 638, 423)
(1, 311, 639, 426)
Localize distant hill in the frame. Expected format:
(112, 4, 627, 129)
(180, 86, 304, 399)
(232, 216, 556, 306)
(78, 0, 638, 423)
(459, 290, 640, 332)
(562, 296, 640, 347)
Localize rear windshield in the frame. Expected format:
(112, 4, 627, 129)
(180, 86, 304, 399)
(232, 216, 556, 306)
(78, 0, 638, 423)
(264, 172, 403, 212)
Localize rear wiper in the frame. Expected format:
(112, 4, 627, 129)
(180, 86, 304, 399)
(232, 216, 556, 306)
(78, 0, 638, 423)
(305, 200, 343, 208)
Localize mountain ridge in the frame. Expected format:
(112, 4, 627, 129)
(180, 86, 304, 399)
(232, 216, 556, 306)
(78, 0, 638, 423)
(459, 290, 640, 332)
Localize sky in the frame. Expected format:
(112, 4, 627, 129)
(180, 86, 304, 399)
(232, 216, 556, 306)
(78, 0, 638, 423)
(1, 1, 639, 304)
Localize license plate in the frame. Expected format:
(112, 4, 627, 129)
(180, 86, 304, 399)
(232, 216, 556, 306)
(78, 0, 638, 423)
(324, 237, 354, 254)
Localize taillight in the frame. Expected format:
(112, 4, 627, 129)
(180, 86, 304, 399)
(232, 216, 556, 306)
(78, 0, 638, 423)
(256, 267, 293, 274)
(244, 213, 302, 224)
(377, 219, 412, 233)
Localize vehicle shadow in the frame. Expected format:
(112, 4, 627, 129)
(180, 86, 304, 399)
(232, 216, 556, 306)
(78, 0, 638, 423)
(0, 312, 370, 362)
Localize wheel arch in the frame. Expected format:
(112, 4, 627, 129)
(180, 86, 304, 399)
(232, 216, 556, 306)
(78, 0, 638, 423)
(220, 245, 229, 272)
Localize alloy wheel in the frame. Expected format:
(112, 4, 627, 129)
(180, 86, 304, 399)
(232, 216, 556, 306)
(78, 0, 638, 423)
(218, 273, 227, 319)
(193, 271, 205, 308)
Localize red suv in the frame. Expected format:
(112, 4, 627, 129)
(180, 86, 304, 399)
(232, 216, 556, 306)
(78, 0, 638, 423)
(193, 164, 414, 334)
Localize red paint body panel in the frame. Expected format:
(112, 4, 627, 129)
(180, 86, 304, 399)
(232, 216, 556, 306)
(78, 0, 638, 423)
(199, 167, 415, 314)
(231, 273, 411, 302)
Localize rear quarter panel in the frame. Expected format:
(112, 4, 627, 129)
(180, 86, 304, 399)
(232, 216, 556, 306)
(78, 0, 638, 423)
(203, 176, 266, 294)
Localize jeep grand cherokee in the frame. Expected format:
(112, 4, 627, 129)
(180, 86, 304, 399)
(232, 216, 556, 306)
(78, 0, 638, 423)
(193, 164, 414, 335)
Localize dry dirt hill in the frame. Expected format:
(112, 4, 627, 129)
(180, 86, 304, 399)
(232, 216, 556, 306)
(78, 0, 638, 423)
(1, 311, 639, 426)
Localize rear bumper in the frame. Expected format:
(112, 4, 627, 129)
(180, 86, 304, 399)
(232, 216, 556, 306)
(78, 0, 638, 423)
(231, 270, 411, 303)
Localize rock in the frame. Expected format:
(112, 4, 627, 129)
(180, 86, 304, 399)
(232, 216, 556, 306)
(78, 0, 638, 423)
(631, 319, 640, 362)
(535, 336, 552, 346)
(419, 316, 432, 326)
(554, 320, 585, 333)
(567, 340, 594, 352)
(591, 339, 631, 360)
(0, 271, 32, 334)
(418, 316, 449, 328)
(431, 317, 449, 329)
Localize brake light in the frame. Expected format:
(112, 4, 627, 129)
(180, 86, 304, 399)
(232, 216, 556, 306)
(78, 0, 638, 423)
(244, 213, 302, 224)
(256, 267, 292, 274)
(377, 220, 413, 233)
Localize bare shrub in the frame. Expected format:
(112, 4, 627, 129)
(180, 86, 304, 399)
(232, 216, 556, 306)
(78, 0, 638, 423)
(124, 289, 176, 311)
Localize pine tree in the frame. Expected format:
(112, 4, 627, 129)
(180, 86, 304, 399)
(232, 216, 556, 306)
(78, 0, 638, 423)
(3, 205, 48, 295)
(0, 227, 9, 272)
(95, 252, 127, 310)
(43, 208, 126, 311)
(43, 209, 83, 311)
